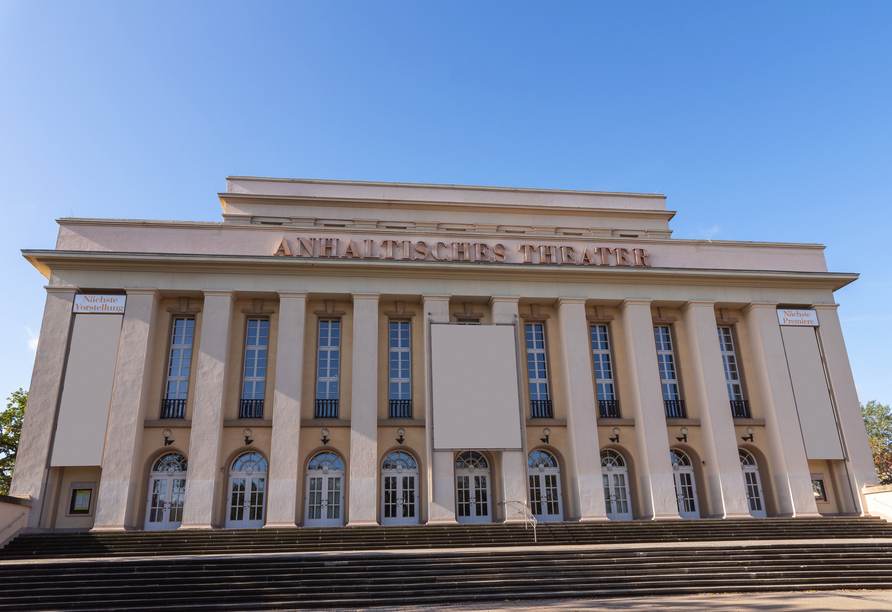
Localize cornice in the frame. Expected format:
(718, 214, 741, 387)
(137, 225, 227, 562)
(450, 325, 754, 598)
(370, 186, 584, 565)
(23, 250, 859, 292)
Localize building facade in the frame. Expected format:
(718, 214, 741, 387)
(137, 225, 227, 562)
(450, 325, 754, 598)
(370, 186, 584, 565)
(12, 177, 877, 532)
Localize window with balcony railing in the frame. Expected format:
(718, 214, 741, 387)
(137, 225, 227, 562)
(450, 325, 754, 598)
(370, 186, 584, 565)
(591, 324, 619, 418)
(240, 319, 268, 419)
(316, 320, 340, 418)
(162, 317, 193, 419)
(389, 321, 411, 419)
(526, 323, 552, 418)
(655, 325, 684, 418)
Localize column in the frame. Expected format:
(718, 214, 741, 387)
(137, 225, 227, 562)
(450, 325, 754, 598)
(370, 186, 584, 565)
(742, 303, 819, 516)
(10, 287, 76, 529)
(265, 292, 307, 528)
(813, 304, 877, 514)
(490, 297, 527, 522)
(619, 299, 680, 519)
(681, 301, 751, 518)
(422, 294, 456, 524)
(555, 298, 608, 521)
(181, 290, 235, 529)
(92, 289, 160, 530)
(348, 293, 380, 526)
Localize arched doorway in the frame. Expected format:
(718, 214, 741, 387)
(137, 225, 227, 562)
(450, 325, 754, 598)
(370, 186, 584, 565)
(455, 451, 491, 524)
(601, 449, 632, 520)
(381, 450, 419, 526)
(305, 451, 345, 527)
(740, 449, 767, 518)
(528, 449, 563, 522)
(226, 451, 268, 529)
(671, 449, 700, 519)
(145, 453, 187, 531)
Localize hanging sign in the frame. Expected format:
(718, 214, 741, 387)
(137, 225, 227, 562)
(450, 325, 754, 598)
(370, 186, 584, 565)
(777, 309, 819, 326)
(73, 295, 127, 314)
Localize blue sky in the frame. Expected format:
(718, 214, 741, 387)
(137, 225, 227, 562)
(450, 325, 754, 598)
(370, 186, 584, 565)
(1, 1, 890, 405)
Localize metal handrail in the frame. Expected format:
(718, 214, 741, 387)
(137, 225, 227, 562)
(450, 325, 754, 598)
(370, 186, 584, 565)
(499, 500, 538, 543)
(0, 512, 26, 536)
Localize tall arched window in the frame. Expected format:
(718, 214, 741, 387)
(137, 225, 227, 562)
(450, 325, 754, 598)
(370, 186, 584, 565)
(381, 451, 419, 526)
(455, 451, 491, 524)
(740, 449, 767, 518)
(145, 453, 187, 531)
(528, 450, 562, 522)
(671, 449, 699, 519)
(226, 452, 268, 529)
(305, 452, 344, 527)
(601, 450, 632, 520)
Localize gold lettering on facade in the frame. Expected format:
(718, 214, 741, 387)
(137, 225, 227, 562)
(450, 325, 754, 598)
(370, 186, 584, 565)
(616, 247, 631, 266)
(580, 246, 597, 265)
(274, 238, 292, 256)
(452, 242, 472, 262)
(297, 237, 315, 257)
(272, 235, 653, 267)
(380, 239, 397, 260)
(432, 242, 449, 261)
(414, 241, 429, 260)
(342, 240, 361, 258)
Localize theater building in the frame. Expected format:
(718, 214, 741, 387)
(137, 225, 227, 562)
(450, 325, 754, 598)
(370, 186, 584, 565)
(11, 177, 877, 533)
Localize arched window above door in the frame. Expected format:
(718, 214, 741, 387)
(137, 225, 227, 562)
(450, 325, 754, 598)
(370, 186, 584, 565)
(309, 452, 343, 472)
(455, 451, 487, 470)
(153, 453, 187, 473)
(529, 449, 559, 469)
(232, 452, 267, 472)
(383, 451, 417, 471)
(601, 449, 626, 469)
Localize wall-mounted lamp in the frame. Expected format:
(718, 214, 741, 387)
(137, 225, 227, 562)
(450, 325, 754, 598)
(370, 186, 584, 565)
(162, 429, 174, 447)
(741, 427, 755, 443)
(540, 428, 551, 444)
(396, 428, 405, 445)
(243, 428, 253, 446)
(609, 427, 621, 443)
(321, 428, 330, 445)
(676, 427, 688, 443)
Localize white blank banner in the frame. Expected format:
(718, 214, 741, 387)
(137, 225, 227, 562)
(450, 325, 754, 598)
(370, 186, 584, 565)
(51, 314, 122, 467)
(431, 323, 523, 450)
(781, 325, 845, 460)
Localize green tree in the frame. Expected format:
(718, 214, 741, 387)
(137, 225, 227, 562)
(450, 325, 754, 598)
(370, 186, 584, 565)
(862, 400, 892, 485)
(0, 389, 26, 495)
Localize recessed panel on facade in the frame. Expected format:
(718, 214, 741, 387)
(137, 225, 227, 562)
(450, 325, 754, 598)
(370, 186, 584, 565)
(430, 323, 523, 450)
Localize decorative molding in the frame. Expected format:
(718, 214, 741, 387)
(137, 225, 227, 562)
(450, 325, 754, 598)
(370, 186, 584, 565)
(652, 306, 677, 324)
(223, 419, 272, 427)
(167, 296, 201, 315)
(716, 308, 739, 325)
(242, 298, 275, 316)
(144, 420, 192, 428)
(453, 302, 483, 322)
(586, 305, 614, 323)
(522, 303, 550, 322)
(313, 299, 346, 317)
(377, 418, 425, 427)
(301, 418, 348, 427)
(384, 300, 416, 319)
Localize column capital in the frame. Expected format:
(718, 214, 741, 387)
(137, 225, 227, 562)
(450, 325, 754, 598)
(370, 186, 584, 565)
(554, 297, 586, 308)
(619, 298, 652, 310)
(277, 291, 308, 300)
(124, 288, 162, 299)
(742, 302, 779, 314)
(44, 286, 78, 296)
(488, 296, 520, 307)
(681, 300, 715, 312)
(202, 289, 236, 300)
(810, 303, 840, 311)
(351, 293, 381, 302)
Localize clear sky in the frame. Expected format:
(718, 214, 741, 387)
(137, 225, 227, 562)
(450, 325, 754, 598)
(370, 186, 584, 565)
(0, 1, 890, 405)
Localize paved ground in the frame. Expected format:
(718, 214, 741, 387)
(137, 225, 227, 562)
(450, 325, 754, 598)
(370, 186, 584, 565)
(315, 590, 892, 612)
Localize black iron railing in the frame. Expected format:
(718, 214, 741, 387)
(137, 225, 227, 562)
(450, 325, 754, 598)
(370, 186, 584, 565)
(315, 398, 339, 418)
(161, 398, 186, 419)
(239, 399, 264, 419)
(730, 399, 751, 418)
(389, 399, 412, 419)
(664, 399, 687, 418)
(598, 399, 620, 418)
(530, 399, 553, 419)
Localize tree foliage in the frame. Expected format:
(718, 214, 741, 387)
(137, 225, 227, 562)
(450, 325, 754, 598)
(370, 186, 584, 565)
(862, 400, 892, 485)
(0, 389, 26, 496)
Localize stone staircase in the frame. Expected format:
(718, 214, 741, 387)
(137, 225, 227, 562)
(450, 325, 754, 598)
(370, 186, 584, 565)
(1, 518, 891, 610)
